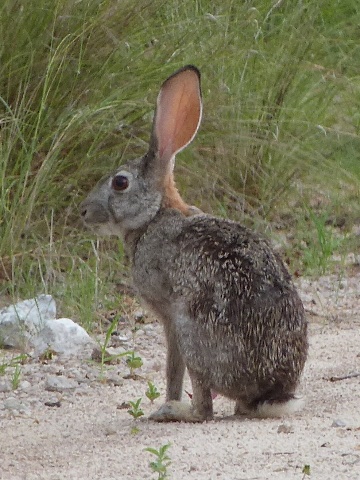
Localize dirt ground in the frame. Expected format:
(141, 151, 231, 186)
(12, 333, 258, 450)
(0, 272, 359, 480)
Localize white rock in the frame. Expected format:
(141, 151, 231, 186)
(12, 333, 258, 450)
(32, 318, 95, 358)
(0, 295, 56, 349)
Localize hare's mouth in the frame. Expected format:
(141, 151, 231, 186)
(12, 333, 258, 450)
(85, 222, 115, 237)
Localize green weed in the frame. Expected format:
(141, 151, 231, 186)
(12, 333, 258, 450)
(11, 364, 21, 390)
(0, 354, 28, 376)
(127, 398, 144, 420)
(0, 354, 27, 391)
(145, 381, 161, 404)
(95, 315, 128, 378)
(145, 443, 172, 480)
(125, 352, 143, 378)
(303, 209, 343, 274)
(302, 464, 311, 478)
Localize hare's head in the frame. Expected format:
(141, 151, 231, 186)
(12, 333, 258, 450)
(80, 66, 202, 238)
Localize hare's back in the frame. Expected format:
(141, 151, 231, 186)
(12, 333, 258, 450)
(168, 215, 304, 330)
(173, 215, 293, 294)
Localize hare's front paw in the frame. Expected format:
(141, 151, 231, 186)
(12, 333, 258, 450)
(149, 401, 209, 423)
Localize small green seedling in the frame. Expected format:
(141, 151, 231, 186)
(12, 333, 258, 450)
(127, 398, 144, 419)
(11, 364, 21, 390)
(99, 316, 119, 367)
(302, 464, 311, 478)
(145, 443, 171, 480)
(94, 316, 130, 378)
(145, 381, 161, 404)
(39, 347, 55, 363)
(125, 351, 143, 377)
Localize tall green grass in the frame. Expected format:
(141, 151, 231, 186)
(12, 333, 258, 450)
(1, 0, 360, 319)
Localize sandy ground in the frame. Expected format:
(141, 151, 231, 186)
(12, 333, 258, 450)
(0, 272, 359, 480)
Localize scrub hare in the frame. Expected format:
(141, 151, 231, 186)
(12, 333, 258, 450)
(80, 66, 308, 422)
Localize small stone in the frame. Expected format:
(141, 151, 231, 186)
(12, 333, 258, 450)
(110, 335, 130, 347)
(106, 346, 129, 356)
(110, 334, 130, 347)
(20, 380, 31, 390)
(331, 419, 346, 428)
(106, 375, 124, 387)
(133, 309, 145, 321)
(277, 423, 294, 434)
(4, 397, 24, 411)
(118, 335, 129, 342)
(142, 324, 156, 336)
(0, 381, 12, 393)
(104, 425, 117, 436)
(45, 375, 78, 392)
(44, 401, 61, 408)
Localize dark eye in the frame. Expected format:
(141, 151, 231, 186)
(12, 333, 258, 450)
(112, 174, 129, 191)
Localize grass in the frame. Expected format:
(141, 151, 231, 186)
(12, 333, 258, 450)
(11, 364, 22, 390)
(0, 0, 360, 327)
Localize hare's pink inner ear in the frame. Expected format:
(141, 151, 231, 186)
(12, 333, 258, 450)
(154, 66, 202, 164)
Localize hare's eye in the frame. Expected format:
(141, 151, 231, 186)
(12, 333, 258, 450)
(112, 174, 129, 192)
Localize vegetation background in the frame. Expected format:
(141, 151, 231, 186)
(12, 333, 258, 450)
(0, 0, 359, 330)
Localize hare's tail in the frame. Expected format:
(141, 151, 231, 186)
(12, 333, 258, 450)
(255, 396, 305, 418)
(236, 395, 305, 418)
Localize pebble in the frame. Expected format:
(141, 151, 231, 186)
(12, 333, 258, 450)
(331, 418, 346, 428)
(0, 381, 12, 393)
(106, 375, 124, 387)
(4, 397, 25, 411)
(118, 335, 130, 342)
(142, 324, 156, 337)
(65, 368, 92, 382)
(45, 375, 78, 392)
(133, 309, 145, 321)
(20, 380, 31, 390)
(104, 424, 117, 436)
(110, 334, 130, 347)
(106, 346, 129, 356)
(277, 422, 294, 434)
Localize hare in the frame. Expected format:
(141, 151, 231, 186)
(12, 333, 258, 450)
(80, 66, 308, 422)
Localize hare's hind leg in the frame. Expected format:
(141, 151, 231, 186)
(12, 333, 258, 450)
(149, 369, 213, 423)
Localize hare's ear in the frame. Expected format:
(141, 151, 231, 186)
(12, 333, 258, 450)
(146, 65, 202, 177)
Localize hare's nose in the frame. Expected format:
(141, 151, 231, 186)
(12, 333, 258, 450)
(79, 200, 110, 224)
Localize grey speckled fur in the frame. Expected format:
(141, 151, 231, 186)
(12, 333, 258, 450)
(80, 66, 308, 422)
